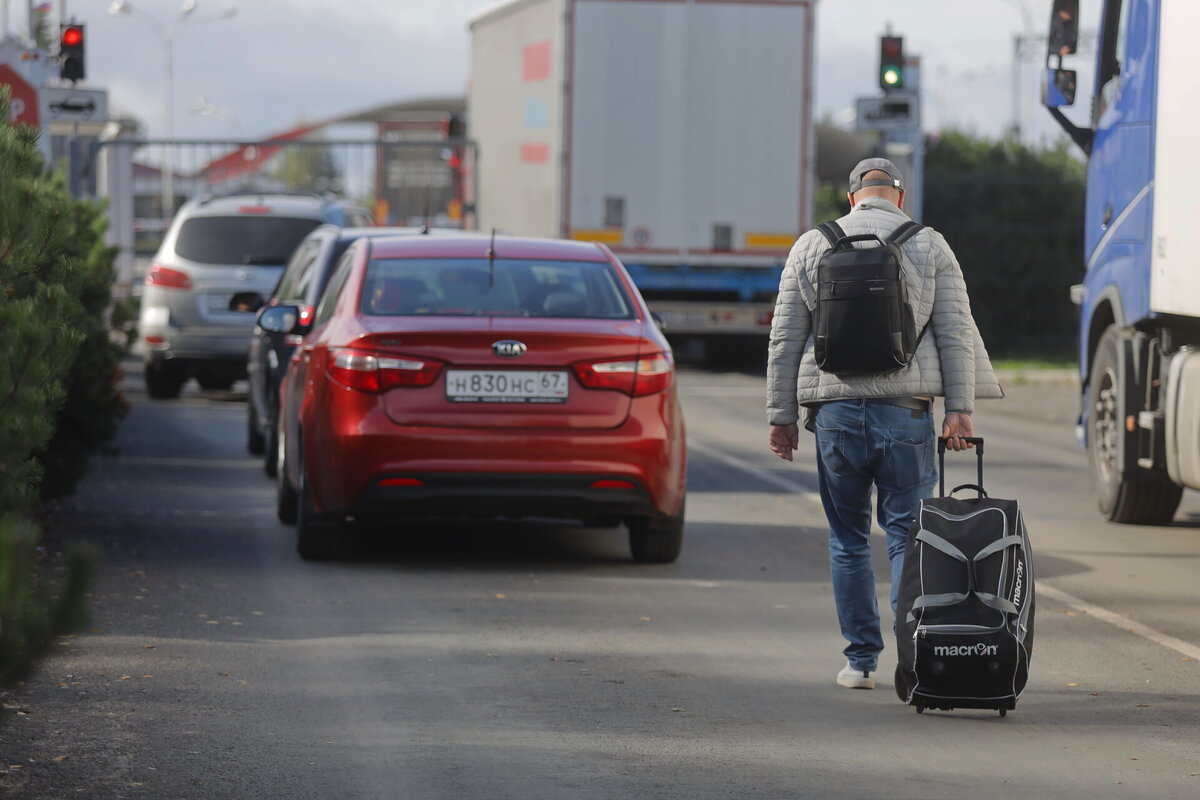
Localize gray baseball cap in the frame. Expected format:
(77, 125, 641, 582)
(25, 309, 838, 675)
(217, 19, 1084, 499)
(848, 157, 904, 193)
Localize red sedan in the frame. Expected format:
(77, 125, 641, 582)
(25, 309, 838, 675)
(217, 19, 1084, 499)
(261, 234, 687, 562)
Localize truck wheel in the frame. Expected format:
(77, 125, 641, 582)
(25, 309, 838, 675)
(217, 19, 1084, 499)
(1089, 327, 1183, 525)
(628, 499, 685, 564)
(144, 362, 185, 399)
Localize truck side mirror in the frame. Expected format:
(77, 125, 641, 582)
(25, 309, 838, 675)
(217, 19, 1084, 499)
(1044, 67, 1077, 108)
(1048, 0, 1079, 56)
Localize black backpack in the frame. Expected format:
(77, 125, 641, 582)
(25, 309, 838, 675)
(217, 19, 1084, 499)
(812, 220, 925, 375)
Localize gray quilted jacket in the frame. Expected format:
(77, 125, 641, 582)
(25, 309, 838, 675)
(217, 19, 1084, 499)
(767, 197, 1004, 426)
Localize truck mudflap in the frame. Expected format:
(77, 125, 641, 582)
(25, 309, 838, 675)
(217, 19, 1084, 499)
(1165, 347, 1200, 489)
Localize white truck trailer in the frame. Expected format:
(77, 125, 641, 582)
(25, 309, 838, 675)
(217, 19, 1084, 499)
(468, 0, 814, 338)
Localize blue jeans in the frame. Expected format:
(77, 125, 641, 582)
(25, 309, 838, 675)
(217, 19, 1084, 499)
(813, 399, 937, 673)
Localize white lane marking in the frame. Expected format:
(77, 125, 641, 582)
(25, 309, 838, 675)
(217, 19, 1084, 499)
(692, 438, 1200, 661)
(1038, 583, 1200, 662)
(688, 439, 824, 507)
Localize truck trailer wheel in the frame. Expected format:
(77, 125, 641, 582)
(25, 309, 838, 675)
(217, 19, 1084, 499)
(1088, 326, 1183, 525)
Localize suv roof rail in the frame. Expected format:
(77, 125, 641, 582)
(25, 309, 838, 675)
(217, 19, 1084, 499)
(195, 189, 346, 206)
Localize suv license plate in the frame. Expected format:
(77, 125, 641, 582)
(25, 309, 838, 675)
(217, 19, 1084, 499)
(445, 370, 569, 404)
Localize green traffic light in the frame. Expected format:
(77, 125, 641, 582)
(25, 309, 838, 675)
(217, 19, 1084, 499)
(881, 65, 903, 88)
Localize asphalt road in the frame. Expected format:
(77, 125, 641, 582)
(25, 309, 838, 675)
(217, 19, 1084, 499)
(2, 361, 1199, 799)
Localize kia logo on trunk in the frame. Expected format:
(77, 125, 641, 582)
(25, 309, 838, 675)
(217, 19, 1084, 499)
(492, 340, 527, 357)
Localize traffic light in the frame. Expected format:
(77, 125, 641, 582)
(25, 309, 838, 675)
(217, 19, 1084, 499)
(60, 24, 85, 83)
(879, 35, 904, 91)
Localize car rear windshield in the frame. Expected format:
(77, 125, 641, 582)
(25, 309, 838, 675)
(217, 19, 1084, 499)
(361, 258, 636, 319)
(174, 216, 323, 265)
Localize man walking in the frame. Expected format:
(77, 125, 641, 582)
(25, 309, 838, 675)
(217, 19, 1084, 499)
(766, 158, 1003, 689)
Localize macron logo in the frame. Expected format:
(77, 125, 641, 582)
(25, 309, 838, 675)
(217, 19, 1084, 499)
(933, 643, 998, 657)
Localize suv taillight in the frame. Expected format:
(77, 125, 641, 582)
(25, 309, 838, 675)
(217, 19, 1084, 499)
(328, 349, 443, 392)
(146, 263, 192, 290)
(573, 353, 673, 397)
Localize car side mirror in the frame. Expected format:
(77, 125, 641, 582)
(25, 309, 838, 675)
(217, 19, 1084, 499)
(258, 304, 302, 334)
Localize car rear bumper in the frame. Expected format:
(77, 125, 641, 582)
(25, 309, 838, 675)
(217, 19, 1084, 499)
(305, 394, 686, 523)
(353, 473, 658, 521)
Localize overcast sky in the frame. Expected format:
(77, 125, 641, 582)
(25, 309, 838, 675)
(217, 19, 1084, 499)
(9, 0, 1093, 146)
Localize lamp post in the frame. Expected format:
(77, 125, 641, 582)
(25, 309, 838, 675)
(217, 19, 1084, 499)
(108, 0, 236, 219)
(998, 0, 1034, 140)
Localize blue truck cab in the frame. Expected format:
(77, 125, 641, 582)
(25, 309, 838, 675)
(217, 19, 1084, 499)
(1045, 0, 1200, 524)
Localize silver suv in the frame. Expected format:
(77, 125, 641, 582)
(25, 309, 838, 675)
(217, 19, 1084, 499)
(138, 193, 373, 398)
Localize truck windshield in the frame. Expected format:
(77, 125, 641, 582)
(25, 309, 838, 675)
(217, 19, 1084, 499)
(361, 257, 636, 319)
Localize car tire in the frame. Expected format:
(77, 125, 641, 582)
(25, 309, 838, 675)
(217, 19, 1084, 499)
(276, 421, 297, 525)
(1088, 326, 1183, 524)
(263, 422, 278, 477)
(247, 406, 266, 455)
(144, 362, 185, 400)
(628, 498, 685, 564)
(296, 468, 339, 560)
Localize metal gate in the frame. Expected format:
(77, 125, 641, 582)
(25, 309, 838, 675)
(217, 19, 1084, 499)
(89, 136, 477, 298)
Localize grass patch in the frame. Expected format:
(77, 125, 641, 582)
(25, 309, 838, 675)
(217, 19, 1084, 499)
(992, 357, 1075, 371)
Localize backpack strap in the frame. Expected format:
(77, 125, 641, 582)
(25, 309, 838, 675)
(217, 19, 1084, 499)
(816, 221, 845, 248)
(886, 221, 924, 246)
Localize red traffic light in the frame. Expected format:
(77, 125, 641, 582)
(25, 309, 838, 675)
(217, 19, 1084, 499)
(59, 23, 86, 82)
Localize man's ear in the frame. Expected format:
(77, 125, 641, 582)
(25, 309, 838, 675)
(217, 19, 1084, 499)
(847, 192, 857, 208)
(896, 189, 906, 210)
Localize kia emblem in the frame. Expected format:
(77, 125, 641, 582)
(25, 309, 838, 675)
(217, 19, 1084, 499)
(492, 340, 527, 358)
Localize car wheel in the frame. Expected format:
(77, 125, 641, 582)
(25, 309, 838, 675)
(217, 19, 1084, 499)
(263, 421, 278, 477)
(144, 361, 185, 400)
(296, 468, 339, 560)
(1088, 326, 1183, 524)
(627, 498, 685, 564)
(276, 421, 297, 525)
(247, 405, 266, 455)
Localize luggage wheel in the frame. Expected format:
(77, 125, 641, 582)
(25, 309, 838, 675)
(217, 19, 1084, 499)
(998, 707, 1007, 717)
(914, 705, 924, 714)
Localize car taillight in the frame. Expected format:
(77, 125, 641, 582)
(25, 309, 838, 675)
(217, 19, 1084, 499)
(146, 263, 192, 290)
(297, 305, 316, 329)
(328, 349, 442, 392)
(573, 353, 673, 397)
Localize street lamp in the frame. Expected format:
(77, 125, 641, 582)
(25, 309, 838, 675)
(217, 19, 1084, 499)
(108, 0, 237, 218)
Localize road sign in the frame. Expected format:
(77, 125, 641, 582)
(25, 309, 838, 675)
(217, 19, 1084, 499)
(41, 86, 107, 122)
(855, 93, 920, 133)
(0, 64, 40, 127)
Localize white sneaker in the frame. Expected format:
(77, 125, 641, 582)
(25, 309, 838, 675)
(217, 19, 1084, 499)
(836, 661, 876, 689)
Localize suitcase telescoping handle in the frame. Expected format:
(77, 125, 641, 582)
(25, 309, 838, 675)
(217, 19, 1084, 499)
(937, 436, 985, 498)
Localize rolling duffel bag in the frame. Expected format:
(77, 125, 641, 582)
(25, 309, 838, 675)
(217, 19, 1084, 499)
(894, 437, 1035, 716)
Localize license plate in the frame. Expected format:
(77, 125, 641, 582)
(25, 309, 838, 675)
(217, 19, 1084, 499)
(445, 370, 569, 403)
